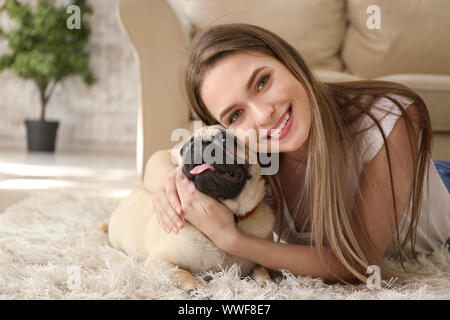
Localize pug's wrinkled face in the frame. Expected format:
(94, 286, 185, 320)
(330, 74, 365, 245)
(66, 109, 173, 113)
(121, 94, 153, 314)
(172, 125, 249, 200)
(170, 125, 267, 215)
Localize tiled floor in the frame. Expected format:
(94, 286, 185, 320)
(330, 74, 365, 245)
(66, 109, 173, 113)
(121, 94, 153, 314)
(0, 146, 142, 213)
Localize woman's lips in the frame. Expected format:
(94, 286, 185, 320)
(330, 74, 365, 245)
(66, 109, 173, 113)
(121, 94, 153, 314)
(266, 105, 292, 139)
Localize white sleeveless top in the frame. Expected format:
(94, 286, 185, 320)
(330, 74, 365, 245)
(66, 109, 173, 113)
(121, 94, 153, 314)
(265, 93, 450, 256)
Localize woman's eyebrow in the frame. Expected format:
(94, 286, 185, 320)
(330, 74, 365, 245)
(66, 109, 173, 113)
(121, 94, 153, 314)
(219, 66, 267, 122)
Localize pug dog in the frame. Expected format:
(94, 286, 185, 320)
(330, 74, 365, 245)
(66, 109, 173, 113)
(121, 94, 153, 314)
(107, 124, 275, 290)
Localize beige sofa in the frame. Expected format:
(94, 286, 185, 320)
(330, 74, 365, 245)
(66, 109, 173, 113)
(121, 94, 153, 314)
(118, 0, 450, 180)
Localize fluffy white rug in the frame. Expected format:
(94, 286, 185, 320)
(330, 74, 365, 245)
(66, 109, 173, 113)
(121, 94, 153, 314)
(0, 190, 449, 300)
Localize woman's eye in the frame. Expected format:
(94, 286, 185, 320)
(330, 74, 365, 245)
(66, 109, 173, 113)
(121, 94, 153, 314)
(228, 110, 243, 125)
(227, 74, 270, 125)
(257, 74, 270, 92)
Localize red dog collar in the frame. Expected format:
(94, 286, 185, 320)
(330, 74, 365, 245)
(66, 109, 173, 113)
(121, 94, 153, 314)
(233, 207, 257, 223)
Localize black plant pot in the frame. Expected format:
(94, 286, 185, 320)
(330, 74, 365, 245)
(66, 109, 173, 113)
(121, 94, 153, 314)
(25, 119, 59, 152)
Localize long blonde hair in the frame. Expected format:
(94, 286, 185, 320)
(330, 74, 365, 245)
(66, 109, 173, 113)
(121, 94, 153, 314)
(182, 23, 433, 284)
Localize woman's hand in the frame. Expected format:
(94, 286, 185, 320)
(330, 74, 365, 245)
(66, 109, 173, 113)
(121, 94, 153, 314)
(151, 168, 185, 234)
(174, 166, 238, 251)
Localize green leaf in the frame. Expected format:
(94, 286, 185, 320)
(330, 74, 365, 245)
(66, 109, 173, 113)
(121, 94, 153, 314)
(0, 0, 96, 114)
(0, 55, 15, 71)
(2, 0, 32, 25)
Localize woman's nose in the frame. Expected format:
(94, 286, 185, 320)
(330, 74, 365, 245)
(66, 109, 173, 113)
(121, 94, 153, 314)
(251, 103, 275, 128)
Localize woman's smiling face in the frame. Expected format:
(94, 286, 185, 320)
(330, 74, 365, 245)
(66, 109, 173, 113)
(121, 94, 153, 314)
(200, 51, 312, 154)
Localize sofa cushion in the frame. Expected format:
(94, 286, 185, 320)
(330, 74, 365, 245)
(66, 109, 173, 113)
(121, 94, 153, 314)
(342, 0, 450, 78)
(172, 0, 346, 71)
(313, 70, 363, 83)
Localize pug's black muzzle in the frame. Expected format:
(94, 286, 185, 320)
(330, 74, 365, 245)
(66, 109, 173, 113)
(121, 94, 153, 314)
(179, 131, 250, 200)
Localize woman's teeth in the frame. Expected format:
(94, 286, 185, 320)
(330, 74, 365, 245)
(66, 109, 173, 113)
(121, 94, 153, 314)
(269, 108, 291, 138)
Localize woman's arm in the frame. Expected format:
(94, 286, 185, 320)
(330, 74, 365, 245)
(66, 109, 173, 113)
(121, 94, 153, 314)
(143, 149, 177, 193)
(227, 232, 354, 282)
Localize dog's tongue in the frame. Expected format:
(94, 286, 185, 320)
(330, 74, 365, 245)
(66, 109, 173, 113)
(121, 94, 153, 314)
(190, 164, 216, 175)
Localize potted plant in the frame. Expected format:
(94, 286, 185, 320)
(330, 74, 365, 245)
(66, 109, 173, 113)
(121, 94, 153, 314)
(0, 0, 95, 152)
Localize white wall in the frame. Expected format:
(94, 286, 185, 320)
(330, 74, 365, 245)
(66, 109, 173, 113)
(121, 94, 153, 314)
(0, 0, 139, 152)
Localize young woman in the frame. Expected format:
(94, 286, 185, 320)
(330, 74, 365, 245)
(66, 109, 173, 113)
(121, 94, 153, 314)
(145, 23, 450, 284)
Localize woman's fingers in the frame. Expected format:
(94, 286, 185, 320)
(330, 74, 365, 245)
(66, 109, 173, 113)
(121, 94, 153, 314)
(159, 188, 184, 233)
(152, 184, 184, 234)
(165, 172, 183, 215)
(148, 167, 187, 234)
(152, 196, 173, 234)
(175, 168, 198, 217)
(152, 167, 198, 234)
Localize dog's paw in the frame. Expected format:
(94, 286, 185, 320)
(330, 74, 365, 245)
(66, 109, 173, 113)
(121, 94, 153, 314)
(251, 266, 274, 287)
(179, 278, 204, 291)
(254, 276, 274, 287)
(167, 262, 205, 291)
